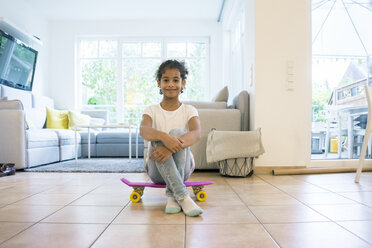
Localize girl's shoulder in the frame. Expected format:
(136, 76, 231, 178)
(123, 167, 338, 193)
(182, 104, 198, 115)
(182, 103, 197, 110)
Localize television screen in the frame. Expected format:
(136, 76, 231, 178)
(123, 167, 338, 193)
(0, 29, 38, 91)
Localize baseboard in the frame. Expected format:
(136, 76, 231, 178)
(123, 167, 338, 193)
(254, 165, 307, 174)
(272, 166, 372, 175)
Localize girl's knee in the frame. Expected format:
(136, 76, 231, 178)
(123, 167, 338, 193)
(169, 128, 185, 138)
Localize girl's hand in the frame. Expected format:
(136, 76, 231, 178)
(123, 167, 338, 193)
(149, 146, 172, 163)
(162, 134, 183, 153)
(178, 137, 186, 148)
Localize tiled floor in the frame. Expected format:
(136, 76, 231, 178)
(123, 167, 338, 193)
(0, 171, 372, 248)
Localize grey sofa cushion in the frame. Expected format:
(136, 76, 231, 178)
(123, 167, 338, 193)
(212, 86, 229, 102)
(27, 129, 59, 148)
(96, 143, 144, 157)
(97, 130, 144, 144)
(79, 131, 98, 144)
(52, 129, 81, 146)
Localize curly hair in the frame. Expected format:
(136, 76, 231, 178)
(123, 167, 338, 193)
(155, 60, 189, 81)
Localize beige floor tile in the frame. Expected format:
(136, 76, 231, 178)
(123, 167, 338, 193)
(293, 192, 357, 205)
(44, 185, 97, 194)
(0, 192, 34, 205)
(293, 173, 357, 185)
(131, 197, 168, 207)
(92, 224, 184, 248)
(0, 222, 33, 243)
(240, 193, 302, 206)
(265, 222, 372, 248)
(340, 192, 372, 206)
(186, 224, 278, 248)
(192, 187, 235, 196)
(0, 205, 62, 222)
(256, 175, 305, 185)
(70, 193, 128, 206)
(2, 185, 51, 194)
(231, 184, 284, 195)
(310, 204, 372, 221)
(196, 192, 246, 208)
(224, 175, 270, 185)
(14, 193, 82, 206)
(337, 220, 372, 244)
(276, 184, 329, 194)
(113, 205, 185, 224)
(41, 206, 122, 224)
(186, 205, 259, 224)
(318, 183, 372, 193)
(249, 205, 328, 223)
(89, 184, 133, 194)
(0, 223, 106, 248)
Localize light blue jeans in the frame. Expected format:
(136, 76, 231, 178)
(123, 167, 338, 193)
(145, 128, 194, 201)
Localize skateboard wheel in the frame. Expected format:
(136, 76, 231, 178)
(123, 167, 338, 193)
(196, 191, 207, 202)
(130, 192, 141, 203)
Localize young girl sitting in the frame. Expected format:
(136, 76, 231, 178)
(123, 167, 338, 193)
(140, 60, 203, 217)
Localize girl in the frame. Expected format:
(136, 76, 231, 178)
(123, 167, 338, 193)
(140, 60, 203, 217)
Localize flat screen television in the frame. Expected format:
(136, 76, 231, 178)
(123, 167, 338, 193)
(0, 29, 38, 91)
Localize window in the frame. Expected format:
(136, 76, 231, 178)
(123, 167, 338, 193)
(77, 38, 209, 125)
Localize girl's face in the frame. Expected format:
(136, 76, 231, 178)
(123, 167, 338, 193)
(158, 68, 185, 99)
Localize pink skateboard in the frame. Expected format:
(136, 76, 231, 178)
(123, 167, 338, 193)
(121, 177, 214, 203)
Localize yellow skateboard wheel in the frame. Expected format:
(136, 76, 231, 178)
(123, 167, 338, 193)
(130, 192, 141, 203)
(196, 191, 207, 202)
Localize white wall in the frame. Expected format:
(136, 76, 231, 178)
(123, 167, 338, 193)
(0, 0, 49, 96)
(253, 0, 312, 167)
(48, 20, 223, 109)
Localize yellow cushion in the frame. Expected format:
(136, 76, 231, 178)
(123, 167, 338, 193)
(46, 107, 69, 129)
(68, 111, 91, 130)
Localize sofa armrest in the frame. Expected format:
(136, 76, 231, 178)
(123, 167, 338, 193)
(0, 110, 27, 169)
(233, 91, 249, 131)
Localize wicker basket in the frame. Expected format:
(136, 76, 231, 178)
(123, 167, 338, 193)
(217, 157, 254, 177)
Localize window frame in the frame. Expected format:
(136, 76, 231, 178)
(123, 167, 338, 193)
(76, 36, 210, 124)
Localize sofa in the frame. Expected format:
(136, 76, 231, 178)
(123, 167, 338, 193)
(0, 85, 144, 169)
(0, 84, 248, 170)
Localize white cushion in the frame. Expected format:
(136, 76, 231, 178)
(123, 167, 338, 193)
(24, 108, 46, 129)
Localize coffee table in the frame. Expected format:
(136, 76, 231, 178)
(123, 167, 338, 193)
(74, 124, 136, 162)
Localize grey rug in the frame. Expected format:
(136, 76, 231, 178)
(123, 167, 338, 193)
(24, 158, 146, 173)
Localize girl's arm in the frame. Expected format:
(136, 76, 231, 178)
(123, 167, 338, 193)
(178, 116, 201, 148)
(140, 114, 183, 153)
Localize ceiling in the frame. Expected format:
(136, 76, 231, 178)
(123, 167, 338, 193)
(24, 0, 225, 21)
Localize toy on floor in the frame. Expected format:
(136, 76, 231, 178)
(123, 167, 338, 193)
(0, 163, 15, 177)
(121, 177, 214, 203)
